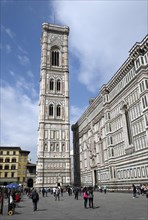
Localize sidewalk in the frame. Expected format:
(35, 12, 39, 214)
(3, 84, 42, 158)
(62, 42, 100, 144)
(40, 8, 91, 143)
(1, 192, 148, 220)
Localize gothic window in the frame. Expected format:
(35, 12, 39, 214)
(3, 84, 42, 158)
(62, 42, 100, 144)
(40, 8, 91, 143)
(111, 148, 114, 156)
(57, 79, 61, 91)
(49, 79, 54, 91)
(49, 104, 53, 116)
(57, 105, 61, 117)
(51, 47, 60, 66)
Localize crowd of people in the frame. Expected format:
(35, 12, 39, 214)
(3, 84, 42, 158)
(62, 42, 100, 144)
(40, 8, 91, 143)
(0, 183, 148, 215)
(0, 187, 22, 215)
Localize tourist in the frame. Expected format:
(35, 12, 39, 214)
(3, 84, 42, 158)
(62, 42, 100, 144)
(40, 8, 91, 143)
(132, 184, 137, 198)
(83, 188, 88, 208)
(31, 189, 39, 211)
(88, 187, 94, 208)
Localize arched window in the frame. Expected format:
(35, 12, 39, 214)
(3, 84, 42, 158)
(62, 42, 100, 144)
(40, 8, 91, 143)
(49, 79, 54, 91)
(11, 165, 16, 170)
(12, 158, 16, 163)
(5, 158, 10, 163)
(57, 105, 61, 117)
(52, 51, 59, 66)
(49, 104, 53, 116)
(5, 165, 9, 170)
(51, 47, 60, 66)
(57, 79, 61, 91)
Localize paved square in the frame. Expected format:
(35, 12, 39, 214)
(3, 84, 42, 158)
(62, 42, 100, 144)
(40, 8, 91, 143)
(1, 192, 148, 220)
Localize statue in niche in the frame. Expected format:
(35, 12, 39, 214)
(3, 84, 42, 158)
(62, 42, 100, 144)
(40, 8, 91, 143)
(57, 173, 62, 185)
(56, 144, 59, 152)
(50, 144, 55, 152)
(86, 123, 97, 167)
(62, 144, 65, 152)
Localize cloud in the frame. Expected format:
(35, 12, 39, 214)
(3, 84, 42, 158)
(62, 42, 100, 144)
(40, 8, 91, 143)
(6, 44, 11, 53)
(17, 45, 28, 54)
(27, 70, 34, 78)
(70, 105, 87, 125)
(0, 80, 39, 162)
(1, 25, 16, 39)
(9, 70, 15, 77)
(17, 55, 30, 66)
(53, 1, 147, 93)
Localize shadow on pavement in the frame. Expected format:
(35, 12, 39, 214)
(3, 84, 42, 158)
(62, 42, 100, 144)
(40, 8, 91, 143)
(37, 209, 48, 211)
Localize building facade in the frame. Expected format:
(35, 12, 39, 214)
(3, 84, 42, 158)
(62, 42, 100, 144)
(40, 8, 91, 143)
(26, 162, 36, 188)
(0, 146, 30, 186)
(72, 35, 148, 190)
(36, 23, 71, 188)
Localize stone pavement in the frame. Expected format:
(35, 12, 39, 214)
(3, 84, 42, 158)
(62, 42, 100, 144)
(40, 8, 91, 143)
(1, 191, 148, 220)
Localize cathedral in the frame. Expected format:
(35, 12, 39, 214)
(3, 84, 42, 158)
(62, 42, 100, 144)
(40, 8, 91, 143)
(36, 23, 71, 188)
(72, 35, 148, 190)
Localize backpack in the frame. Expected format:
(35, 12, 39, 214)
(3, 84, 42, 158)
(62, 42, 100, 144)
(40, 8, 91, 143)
(32, 192, 38, 201)
(83, 192, 88, 199)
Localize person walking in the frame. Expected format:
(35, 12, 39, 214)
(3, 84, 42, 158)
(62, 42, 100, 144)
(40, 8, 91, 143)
(74, 187, 79, 200)
(55, 187, 60, 201)
(31, 189, 39, 211)
(88, 188, 94, 208)
(132, 184, 137, 198)
(103, 185, 107, 194)
(83, 189, 88, 209)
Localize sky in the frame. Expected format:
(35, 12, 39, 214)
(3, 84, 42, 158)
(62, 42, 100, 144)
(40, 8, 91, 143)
(0, 0, 148, 163)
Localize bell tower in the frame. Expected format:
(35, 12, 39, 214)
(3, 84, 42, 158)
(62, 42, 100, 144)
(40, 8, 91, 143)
(36, 23, 71, 188)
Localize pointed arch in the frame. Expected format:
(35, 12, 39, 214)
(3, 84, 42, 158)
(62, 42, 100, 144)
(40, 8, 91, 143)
(51, 46, 60, 66)
(57, 104, 61, 117)
(49, 78, 54, 91)
(49, 104, 53, 116)
(57, 79, 61, 91)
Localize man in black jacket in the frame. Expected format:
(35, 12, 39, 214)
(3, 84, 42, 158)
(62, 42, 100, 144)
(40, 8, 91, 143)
(31, 189, 39, 211)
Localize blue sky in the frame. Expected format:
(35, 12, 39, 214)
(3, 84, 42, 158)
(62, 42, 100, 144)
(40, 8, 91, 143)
(1, 0, 147, 162)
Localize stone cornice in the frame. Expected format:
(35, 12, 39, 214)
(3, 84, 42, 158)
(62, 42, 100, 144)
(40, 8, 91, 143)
(42, 23, 69, 35)
(129, 34, 148, 58)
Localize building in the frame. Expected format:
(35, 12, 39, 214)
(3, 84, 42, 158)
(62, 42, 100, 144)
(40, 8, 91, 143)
(0, 146, 30, 186)
(36, 23, 71, 188)
(72, 35, 148, 190)
(26, 162, 36, 188)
